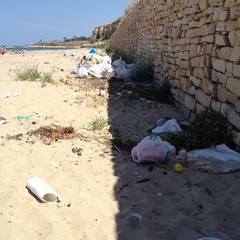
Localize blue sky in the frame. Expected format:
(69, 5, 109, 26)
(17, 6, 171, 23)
(1, 0, 129, 46)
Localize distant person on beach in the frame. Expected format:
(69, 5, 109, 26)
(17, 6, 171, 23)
(1, 46, 8, 54)
(0, 46, 25, 55)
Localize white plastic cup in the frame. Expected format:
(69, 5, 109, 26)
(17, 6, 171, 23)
(27, 176, 62, 204)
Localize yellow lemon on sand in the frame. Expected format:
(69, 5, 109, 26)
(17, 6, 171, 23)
(175, 163, 183, 173)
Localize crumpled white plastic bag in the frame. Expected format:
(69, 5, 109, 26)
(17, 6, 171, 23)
(152, 118, 182, 134)
(76, 67, 88, 78)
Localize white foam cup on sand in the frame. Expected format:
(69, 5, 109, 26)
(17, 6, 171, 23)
(27, 176, 62, 204)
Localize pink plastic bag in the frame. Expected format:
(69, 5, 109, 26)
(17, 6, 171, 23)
(131, 136, 175, 163)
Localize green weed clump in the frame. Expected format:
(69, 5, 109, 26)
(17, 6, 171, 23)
(139, 80, 174, 104)
(89, 117, 107, 131)
(16, 64, 54, 83)
(161, 108, 232, 151)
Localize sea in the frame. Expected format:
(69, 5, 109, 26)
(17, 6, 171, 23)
(6, 46, 75, 52)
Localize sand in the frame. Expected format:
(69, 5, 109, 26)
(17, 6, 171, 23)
(0, 49, 239, 240)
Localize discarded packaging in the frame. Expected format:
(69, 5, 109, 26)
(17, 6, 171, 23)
(3, 92, 19, 98)
(0, 117, 7, 125)
(152, 118, 182, 134)
(131, 135, 176, 163)
(187, 144, 240, 174)
(27, 176, 62, 203)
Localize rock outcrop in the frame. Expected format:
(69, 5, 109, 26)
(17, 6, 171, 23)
(92, 17, 123, 40)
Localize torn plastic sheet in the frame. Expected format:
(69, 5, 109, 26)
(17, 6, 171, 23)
(187, 144, 240, 174)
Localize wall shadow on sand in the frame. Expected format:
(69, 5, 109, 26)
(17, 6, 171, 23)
(106, 78, 193, 240)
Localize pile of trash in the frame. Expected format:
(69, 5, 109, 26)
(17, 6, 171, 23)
(73, 48, 137, 80)
(131, 118, 240, 174)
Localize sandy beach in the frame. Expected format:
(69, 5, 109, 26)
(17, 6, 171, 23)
(0, 49, 239, 240)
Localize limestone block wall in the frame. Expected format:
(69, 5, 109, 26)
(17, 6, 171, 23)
(110, 0, 240, 145)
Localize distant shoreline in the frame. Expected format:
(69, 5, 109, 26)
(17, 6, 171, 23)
(6, 45, 77, 52)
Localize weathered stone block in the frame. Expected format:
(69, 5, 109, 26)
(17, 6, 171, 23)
(224, 0, 237, 7)
(233, 130, 240, 147)
(190, 45, 197, 57)
(187, 85, 197, 95)
(208, 0, 223, 7)
(185, 94, 196, 110)
(230, 46, 240, 61)
(199, 0, 209, 11)
(201, 34, 215, 43)
(233, 64, 240, 77)
(226, 62, 233, 75)
(193, 67, 205, 79)
(216, 22, 226, 31)
(211, 100, 222, 112)
(211, 69, 228, 84)
(216, 47, 232, 60)
(212, 58, 227, 73)
(217, 85, 228, 102)
(230, 6, 240, 19)
(191, 56, 206, 67)
(215, 34, 229, 46)
(212, 7, 224, 21)
(208, 80, 217, 96)
(228, 31, 240, 46)
(236, 99, 240, 112)
(226, 20, 238, 31)
(227, 91, 238, 105)
(226, 77, 240, 96)
(180, 77, 191, 92)
(219, 11, 229, 21)
(196, 103, 205, 113)
(202, 44, 214, 55)
(190, 76, 201, 87)
(196, 89, 212, 106)
(223, 104, 238, 123)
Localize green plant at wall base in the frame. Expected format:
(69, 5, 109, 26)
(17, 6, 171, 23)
(89, 117, 107, 131)
(191, 108, 232, 149)
(161, 108, 232, 151)
(139, 80, 174, 104)
(132, 65, 154, 82)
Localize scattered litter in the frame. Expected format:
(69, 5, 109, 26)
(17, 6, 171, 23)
(3, 92, 19, 98)
(152, 118, 182, 134)
(131, 134, 176, 163)
(98, 89, 106, 96)
(174, 163, 183, 173)
(127, 213, 142, 222)
(27, 176, 62, 204)
(0, 117, 8, 124)
(72, 52, 137, 80)
(17, 113, 34, 120)
(187, 144, 240, 174)
(200, 227, 231, 240)
(89, 48, 97, 54)
(176, 149, 189, 166)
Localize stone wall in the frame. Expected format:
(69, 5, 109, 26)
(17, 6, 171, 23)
(92, 17, 123, 40)
(110, 0, 240, 146)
